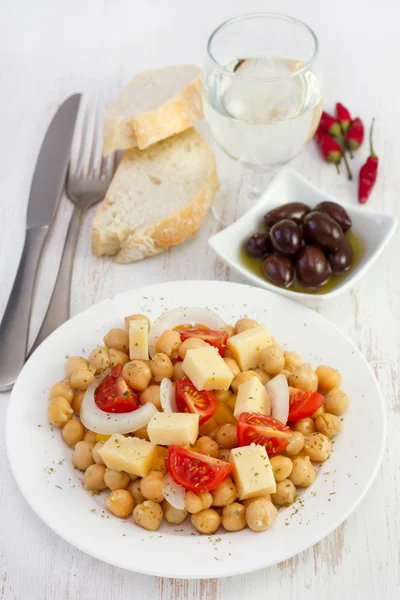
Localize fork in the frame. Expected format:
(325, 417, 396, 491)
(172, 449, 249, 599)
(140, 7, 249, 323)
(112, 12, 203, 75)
(29, 97, 116, 355)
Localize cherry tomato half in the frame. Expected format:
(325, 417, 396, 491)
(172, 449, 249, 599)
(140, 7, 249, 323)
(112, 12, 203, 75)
(167, 445, 232, 492)
(175, 378, 217, 425)
(288, 387, 324, 422)
(95, 364, 140, 413)
(237, 413, 292, 457)
(178, 328, 228, 356)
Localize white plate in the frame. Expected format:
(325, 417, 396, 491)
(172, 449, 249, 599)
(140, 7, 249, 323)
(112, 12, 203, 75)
(209, 169, 398, 306)
(6, 280, 385, 579)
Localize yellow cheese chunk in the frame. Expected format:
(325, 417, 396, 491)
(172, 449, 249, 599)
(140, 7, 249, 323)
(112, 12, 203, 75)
(98, 434, 156, 477)
(230, 444, 276, 500)
(227, 325, 272, 371)
(129, 319, 149, 360)
(181, 346, 233, 390)
(147, 412, 199, 445)
(234, 377, 271, 419)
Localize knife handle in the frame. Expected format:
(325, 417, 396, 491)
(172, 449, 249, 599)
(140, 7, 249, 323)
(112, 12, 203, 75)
(0, 226, 48, 391)
(29, 205, 84, 356)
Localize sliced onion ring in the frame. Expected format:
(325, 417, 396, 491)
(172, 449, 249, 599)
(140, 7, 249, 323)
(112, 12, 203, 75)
(80, 377, 158, 434)
(266, 374, 289, 425)
(162, 473, 186, 510)
(148, 307, 226, 358)
(160, 378, 177, 413)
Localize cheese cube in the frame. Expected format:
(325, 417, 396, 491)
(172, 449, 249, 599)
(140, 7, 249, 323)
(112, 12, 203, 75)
(129, 319, 149, 360)
(234, 377, 271, 418)
(230, 444, 276, 499)
(147, 413, 199, 445)
(227, 325, 272, 371)
(98, 434, 157, 477)
(181, 346, 233, 390)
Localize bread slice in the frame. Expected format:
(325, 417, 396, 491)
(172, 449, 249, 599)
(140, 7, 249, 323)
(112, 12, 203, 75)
(92, 128, 219, 263)
(103, 65, 203, 155)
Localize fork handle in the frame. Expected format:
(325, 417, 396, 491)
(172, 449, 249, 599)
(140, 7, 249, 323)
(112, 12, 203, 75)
(29, 205, 84, 356)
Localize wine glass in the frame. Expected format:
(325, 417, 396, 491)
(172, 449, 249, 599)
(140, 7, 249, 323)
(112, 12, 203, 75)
(203, 13, 322, 226)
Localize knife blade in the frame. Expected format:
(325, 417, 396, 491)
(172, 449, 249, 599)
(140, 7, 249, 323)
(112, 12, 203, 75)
(0, 94, 81, 392)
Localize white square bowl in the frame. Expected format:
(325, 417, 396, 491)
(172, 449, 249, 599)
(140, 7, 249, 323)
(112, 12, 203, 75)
(209, 169, 398, 306)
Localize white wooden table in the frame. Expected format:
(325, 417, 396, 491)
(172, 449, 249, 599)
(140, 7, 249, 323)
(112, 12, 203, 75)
(1, 1, 399, 598)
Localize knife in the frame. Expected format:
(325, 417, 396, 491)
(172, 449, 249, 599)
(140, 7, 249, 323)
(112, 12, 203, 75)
(0, 94, 81, 392)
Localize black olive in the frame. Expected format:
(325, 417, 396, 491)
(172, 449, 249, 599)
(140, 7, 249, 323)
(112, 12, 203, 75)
(270, 219, 302, 255)
(315, 201, 352, 232)
(296, 246, 330, 288)
(328, 236, 353, 274)
(264, 202, 310, 226)
(262, 255, 294, 288)
(244, 232, 271, 258)
(303, 211, 344, 251)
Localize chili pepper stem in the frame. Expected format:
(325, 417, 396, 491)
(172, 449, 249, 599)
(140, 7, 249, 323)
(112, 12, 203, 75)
(369, 118, 376, 156)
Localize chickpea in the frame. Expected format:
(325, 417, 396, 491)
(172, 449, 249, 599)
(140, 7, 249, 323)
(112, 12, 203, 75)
(127, 479, 145, 505)
(315, 413, 342, 438)
(289, 363, 318, 392)
(215, 424, 238, 449)
(235, 318, 258, 334)
(162, 500, 187, 524)
(304, 432, 332, 462)
(133, 500, 163, 531)
(316, 365, 341, 393)
(270, 456, 293, 482)
(213, 402, 236, 426)
(281, 369, 292, 380)
(108, 348, 130, 367)
(65, 356, 88, 378)
(88, 346, 109, 374)
(71, 390, 85, 416)
(104, 469, 130, 491)
(178, 337, 208, 360)
(193, 436, 219, 458)
(61, 419, 84, 447)
(191, 508, 221, 534)
(285, 431, 305, 456)
(125, 313, 150, 331)
(70, 366, 96, 390)
(122, 360, 152, 391)
(223, 348, 233, 359)
(49, 379, 73, 403)
(156, 330, 181, 359)
(271, 479, 297, 507)
(312, 404, 325, 419)
(185, 491, 213, 514)
(325, 388, 349, 415)
(215, 389, 233, 403)
(225, 393, 237, 412)
(245, 498, 277, 532)
(106, 489, 135, 518)
(222, 502, 246, 531)
(140, 385, 161, 410)
(150, 353, 173, 382)
(219, 448, 231, 462)
(211, 477, 237, 507)
(134, 426, 150, 441)
(48, 397, 73, 427)
(172, 362, 186, 381)
(72, 440, 95, 471)
(284, 352, 302, 373)
(293, 417, 316, 436)
(221, 324, 235, 338)
(198, 417, 218, 438)
(289, 455, 316, 487)
(104, 328, 129, 353)
(92, 441, 105, 465)
(254, 368, 270, 385)
(83, 430, 97, 443)
(140, 471, 164, 502)
(223, 358, 240, 377)
(231, 370, 262, 394)
(242, 494, 271, 508)
(258, 345, 285, 376)
(82, 464, 107, 491)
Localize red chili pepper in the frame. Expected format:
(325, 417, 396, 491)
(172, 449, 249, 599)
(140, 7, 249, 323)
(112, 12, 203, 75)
(359, 119, 378, 204)
(336, 102, 352, 134)
(315, 129, 342, 172)
(346, 117, 364, 157)
(319, 111, 342, 137)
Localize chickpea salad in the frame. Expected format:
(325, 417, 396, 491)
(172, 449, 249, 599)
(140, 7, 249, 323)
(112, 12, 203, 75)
(47, 307, 349, 536)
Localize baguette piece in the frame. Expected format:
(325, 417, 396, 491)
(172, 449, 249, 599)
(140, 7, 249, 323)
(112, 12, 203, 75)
(103, 65, 203, 155)
(92, 128, 219, 263)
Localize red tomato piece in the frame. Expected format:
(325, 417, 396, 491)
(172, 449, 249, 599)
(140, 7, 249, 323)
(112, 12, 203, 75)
(175, 378, 217, 425)
(95, 364, 140, 413)
(288, 387, 324, 422)
(167, 445, 232, 492)
(237, 413, 292, 457)
(178, 328, 228, 356)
